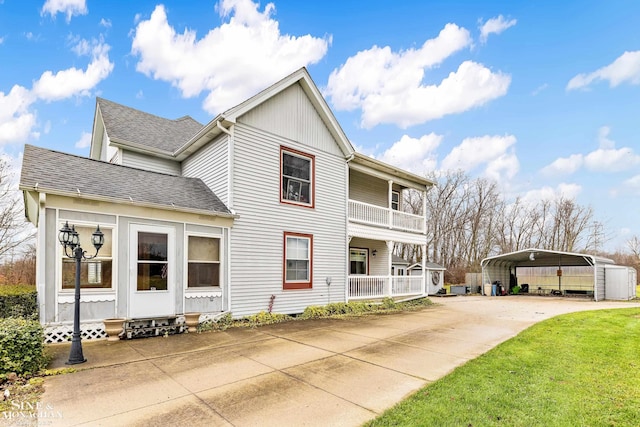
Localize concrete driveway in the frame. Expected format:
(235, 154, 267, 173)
(39, 296, 639, 426)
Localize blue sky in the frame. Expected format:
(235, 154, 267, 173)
(1, 0, 639, 252)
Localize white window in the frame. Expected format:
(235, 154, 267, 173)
(187, 236, 221, 288)
(391, 191, 400, 211)
(61, 225, 113, 290)
(349, 248, 368, 275)
(281, 147, 314, 207)
(284, 232, 312, 289)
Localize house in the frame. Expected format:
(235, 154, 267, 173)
(19, 68, 434, 342)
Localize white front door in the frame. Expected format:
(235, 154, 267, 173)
(129, 224, 175, 318)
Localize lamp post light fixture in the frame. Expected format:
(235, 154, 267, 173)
(58, 221, 104, 365)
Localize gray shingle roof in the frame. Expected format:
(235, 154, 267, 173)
(97, 98, 203, 153)
(20, 145, 231, 215)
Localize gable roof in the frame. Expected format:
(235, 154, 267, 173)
(409, 262, 446, 270)
(174, 67, 354, 160)
(392, 255, 411, 265)
(20, 145, 231, 216)
(96, 97, 203, 154)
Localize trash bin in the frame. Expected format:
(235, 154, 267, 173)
(483, 283, 492, 296)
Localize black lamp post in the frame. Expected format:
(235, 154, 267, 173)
(58, 221, 104, 365)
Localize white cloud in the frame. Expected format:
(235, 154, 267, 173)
(623, 174, 640, 194)
(441, 134, 517, 173)
(131, 1, 330, 115)
(99, 18, 112, 28)
(567, 50, 640, 90)
(377, 133, 442, 174)
(484, 151, 519, 182)
(41, 0, 87, 22)
(0, 39, 113, 145)
(540, 154, 584, 177)
(583, 126, 640, 172)
(325, 24, 510, 129)
(0, 36, 4, 45)
(479, 15, 517, 43)
(0, 85, 37, 144)
(521, 183, 582, 205)
(74, 131, 91, 149)
(32, 40, 113, 101)
(531, 83, 549, 96)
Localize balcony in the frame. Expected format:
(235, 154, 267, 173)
(348, 200, 425, 233)
(348, 275, 424, 300)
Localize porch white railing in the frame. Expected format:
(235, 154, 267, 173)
(348, 200, 425, 233)
(348, 275, 424, 300)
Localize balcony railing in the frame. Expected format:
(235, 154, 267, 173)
(348, 275, 424, 300)
(348, 200, 425, 233)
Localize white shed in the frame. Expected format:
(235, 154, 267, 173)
(480, 248, 637, 301)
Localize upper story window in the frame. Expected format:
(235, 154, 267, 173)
(391, 191, 400, 211)
(62, 225, 113, 290)
(187, 236, 220, 288)
(281, 146, 314, 208)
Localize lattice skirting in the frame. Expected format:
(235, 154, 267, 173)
(44, 313, 228, 344)
(44, 322, 108, 344)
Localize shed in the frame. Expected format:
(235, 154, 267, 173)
(480, 248, 637, 301)
(408, 261, 446, 294)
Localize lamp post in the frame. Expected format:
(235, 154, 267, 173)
(58, 221, 104, 365)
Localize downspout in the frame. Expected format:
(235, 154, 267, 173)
(421, 245, 426, 295)
(345, 154, 354, 302)
(216, 118, 234, 313)
(37, 192, 46, 324)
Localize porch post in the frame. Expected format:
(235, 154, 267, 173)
(388, 180, 393, 229)
(386, 240, 393, 297)
(422, 189, 427, 233)
(421, 244, 427, 295)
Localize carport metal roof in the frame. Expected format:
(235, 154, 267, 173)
(481, 248, 614, 269)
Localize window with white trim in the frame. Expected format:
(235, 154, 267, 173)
(281, 147, 314, 207)
(61, 225, 113, 289)
(187, 236, 221, 288)
(391, 191, 400, 211)
(284, 232, 312, 289)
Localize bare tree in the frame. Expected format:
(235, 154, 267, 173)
(0, 157, 35, 264)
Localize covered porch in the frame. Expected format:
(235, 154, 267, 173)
(347, 237, 427, 300)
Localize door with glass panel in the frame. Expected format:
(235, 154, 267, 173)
(129, 224, 175, 318)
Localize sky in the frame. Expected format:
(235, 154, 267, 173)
(1, 0, 639, 252)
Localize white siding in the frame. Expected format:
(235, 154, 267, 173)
(240, 83, 344, 157)
(349, 169, 388, 207)
(229, 124, 347, 317)
(121, 150, 181, 175)
(182, 134, 229, 206)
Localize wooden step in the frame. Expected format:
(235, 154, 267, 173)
(124, 316, 186, 339)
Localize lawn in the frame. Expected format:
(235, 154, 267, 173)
(366, 307, 640, 427)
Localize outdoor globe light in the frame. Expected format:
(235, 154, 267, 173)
(58, 222, 105, 365)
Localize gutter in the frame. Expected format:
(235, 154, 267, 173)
(19, 185, 239, 220)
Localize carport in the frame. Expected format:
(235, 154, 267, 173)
(481, 248, 637, 301)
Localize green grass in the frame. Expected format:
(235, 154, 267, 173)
(366, 308, 640, 427)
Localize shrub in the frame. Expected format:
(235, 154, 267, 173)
(301, 305, 330, 319)
(0, 318, 47, 376)
(381, 297, 399, 310)
(0, 284, 38, 319)
(243, 311, 292, 327)
(326, 302, 349, 315)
